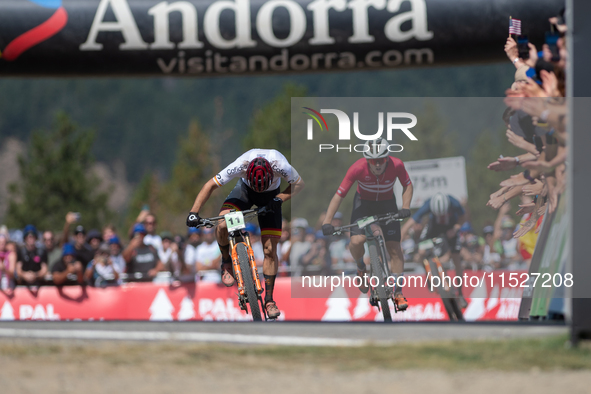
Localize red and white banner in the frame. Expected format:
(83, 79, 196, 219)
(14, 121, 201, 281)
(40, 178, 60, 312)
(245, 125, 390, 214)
(0, 271, 523, 322)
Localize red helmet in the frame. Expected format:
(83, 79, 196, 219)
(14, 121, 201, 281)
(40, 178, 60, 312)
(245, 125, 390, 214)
(246, 157, 274, 192)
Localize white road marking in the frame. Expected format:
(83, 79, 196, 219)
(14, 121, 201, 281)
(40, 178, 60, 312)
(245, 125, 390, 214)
(0, 328, 368, 347)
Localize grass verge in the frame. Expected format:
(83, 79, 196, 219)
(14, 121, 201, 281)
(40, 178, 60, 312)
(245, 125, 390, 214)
(0, 335, 589, 371)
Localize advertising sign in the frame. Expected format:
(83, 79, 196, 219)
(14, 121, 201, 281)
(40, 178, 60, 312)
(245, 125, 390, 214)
(0, 0, 563, 76)
(0, 273, 522, 321)
(394, 156, 467, 209)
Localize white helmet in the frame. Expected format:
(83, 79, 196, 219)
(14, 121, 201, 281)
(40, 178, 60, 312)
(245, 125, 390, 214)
(430, 193, 449, 217)
(363, 138, 389, 159)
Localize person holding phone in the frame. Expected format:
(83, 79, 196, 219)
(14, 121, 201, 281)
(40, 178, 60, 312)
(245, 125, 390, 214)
(505, 36, 538, 70)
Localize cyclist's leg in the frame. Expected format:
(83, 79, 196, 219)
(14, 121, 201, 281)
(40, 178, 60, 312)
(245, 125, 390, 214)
(448, 234, 468, 308)
(218, 180, 251, 286)
(382, 217, 407, 310)
(385, 241, 404, 278)
(349, 192, 369, 271)
(261, 236, 281, 318)
(255, 186, 282, 318)
(382, 217, 404, 282)
(349, 234, 366, 263)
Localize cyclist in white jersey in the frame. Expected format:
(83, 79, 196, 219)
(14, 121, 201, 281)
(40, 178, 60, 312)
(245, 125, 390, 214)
(186, 149, 304, 319)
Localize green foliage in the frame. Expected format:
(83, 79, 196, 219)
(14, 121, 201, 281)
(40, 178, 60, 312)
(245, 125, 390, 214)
(0, 64, 514, 183)
(6, 112, 111, 231)
(397, 102, 459, 162)
(125, 120, 228, 235)
(241, 84, 307, 221)
(243, 83, 307, 162)
(125, 172, 161, 230)
(167, 120, 219, 210)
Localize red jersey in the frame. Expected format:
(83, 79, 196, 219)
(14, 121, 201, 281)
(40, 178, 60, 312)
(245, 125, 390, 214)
(337, 157, 411, 201)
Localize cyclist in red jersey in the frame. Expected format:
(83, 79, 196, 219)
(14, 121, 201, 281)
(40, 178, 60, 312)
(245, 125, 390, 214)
(322, 138, 413, 311)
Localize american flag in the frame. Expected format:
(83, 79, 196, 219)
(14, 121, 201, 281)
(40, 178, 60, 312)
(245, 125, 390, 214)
(509, 18, 522, 35)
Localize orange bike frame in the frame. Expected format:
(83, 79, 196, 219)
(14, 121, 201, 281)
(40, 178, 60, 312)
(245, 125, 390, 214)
(230, 236, 263, 296)
(423, 257, 450, 292)
(432, 256, 450, 292)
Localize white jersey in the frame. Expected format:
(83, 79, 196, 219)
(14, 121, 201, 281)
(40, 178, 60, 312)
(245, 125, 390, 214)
(212, 149, 300, 191)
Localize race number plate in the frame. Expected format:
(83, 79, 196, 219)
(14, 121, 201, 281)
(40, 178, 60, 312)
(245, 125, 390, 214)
(357, 216, 376, 229)
(225, 211, 246, 232)
(418, 239, 434, 251)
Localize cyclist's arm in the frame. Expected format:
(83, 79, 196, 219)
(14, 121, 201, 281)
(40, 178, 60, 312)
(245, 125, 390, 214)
(450, 214, 467, 237)
(323, 193, 344, 225)
(402, 199, 429, 237)
(449, 197, 467, 236)
(401, 183, 413, 209)
(190, 178, 220, 213)
(400, 218, 417, 239)
(276, 177, 305, 203)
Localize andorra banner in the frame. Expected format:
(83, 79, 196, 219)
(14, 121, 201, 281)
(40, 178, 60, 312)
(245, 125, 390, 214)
(0, 272, 523, 322)
(0, 0, 563, 76)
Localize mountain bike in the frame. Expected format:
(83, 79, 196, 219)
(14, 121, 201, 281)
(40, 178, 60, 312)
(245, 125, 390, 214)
(418, 237, 464, 321)
(198, 207, 270, 321)
(331, 212, 404, 322)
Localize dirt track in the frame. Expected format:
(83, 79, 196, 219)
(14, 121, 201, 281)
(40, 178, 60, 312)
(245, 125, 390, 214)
(0, 339, 589, 394)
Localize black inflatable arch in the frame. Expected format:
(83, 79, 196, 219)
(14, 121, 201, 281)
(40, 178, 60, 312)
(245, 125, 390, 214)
(0, 0, 563, 76)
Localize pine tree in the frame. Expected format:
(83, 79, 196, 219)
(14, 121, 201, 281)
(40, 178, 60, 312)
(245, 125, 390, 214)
(6, 112, 111, 231)
(166, 120, 218, 212)
(125, 172, 161, 230)
(126, 120, 223, 235)
(162, 120, 222, 233)
(397, 102, 459, 162)
(243, 83, 308, 162)
(240, 84, 308, 221)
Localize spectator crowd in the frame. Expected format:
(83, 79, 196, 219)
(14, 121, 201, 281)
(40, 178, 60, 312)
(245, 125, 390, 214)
(0, 203, 534, 295)
(486, 9, 568, 261)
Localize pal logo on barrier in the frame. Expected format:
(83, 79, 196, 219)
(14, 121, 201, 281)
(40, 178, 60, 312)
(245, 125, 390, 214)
(303, 107, 418, 153)
(0, 0, 68, 61)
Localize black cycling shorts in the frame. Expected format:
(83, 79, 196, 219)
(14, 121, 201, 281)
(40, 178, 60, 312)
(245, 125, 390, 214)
(350, 192, 401, 242)
(221, 179, 282, 238)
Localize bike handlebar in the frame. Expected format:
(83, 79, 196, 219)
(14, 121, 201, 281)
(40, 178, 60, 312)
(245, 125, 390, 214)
(331, 212, 404, 235)
(197, 206, 271, 229)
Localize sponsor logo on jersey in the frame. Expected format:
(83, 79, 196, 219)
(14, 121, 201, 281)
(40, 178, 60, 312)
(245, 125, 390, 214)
(226, 164, 247, 176)
(272, 163, 288, 179)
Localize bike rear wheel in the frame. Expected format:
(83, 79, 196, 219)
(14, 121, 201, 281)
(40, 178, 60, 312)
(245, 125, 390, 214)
(236, 243, 262, 321)
(449, 297, 465, 321)
(369, 243, 392, 322)
(440, 295, 459, 321)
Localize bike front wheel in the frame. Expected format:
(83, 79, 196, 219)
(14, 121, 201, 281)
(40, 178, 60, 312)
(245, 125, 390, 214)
(369, 243, 392, 322)
(236, 243, 262, 321)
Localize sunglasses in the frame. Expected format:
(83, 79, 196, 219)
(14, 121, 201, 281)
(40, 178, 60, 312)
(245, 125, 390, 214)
(367, 158, 387, 165)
